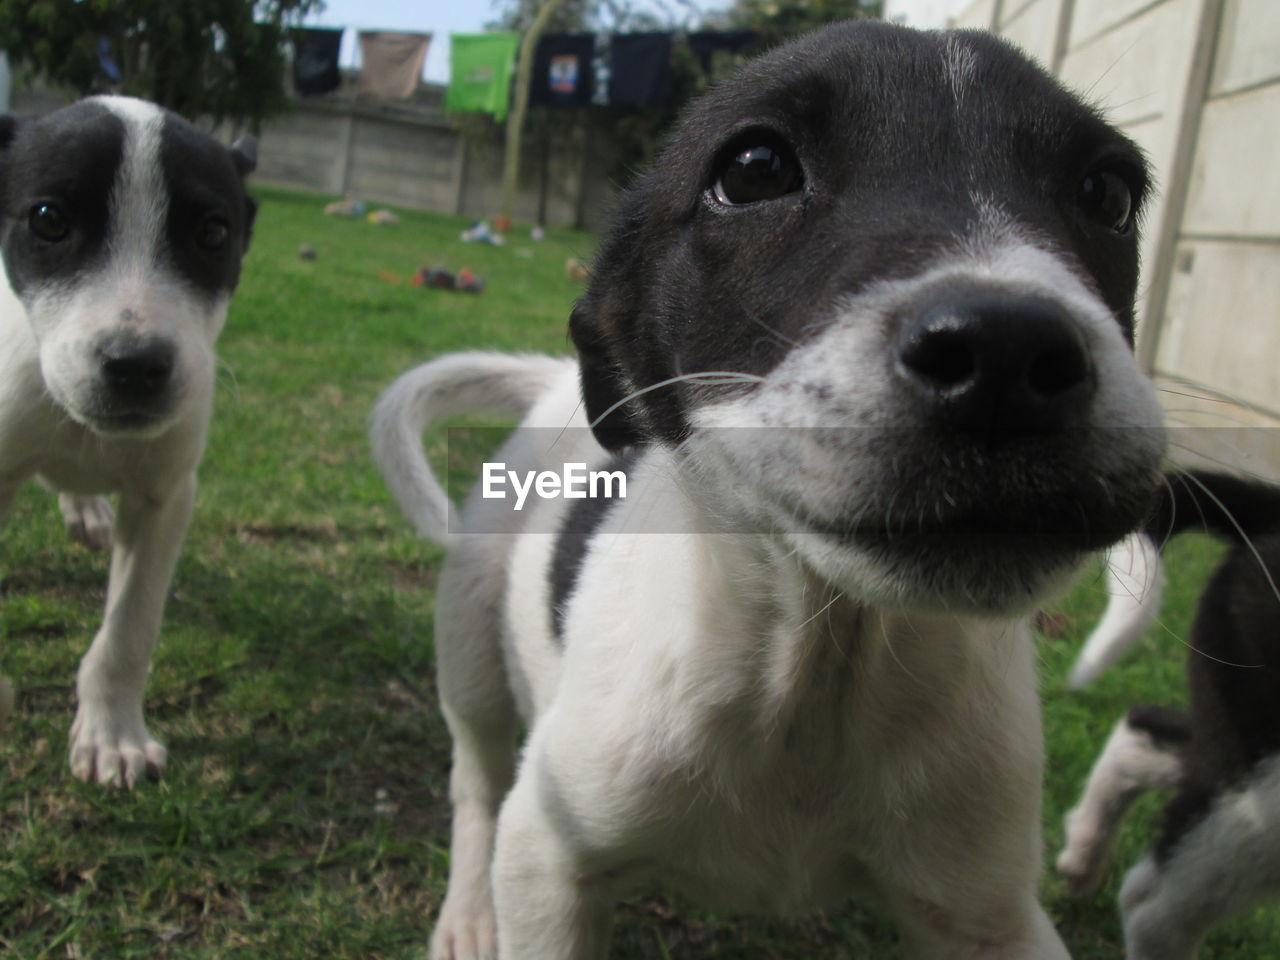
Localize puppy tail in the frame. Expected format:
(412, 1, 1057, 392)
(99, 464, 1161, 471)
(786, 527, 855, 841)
(1067, 532, 1166, 689)
(370, 352, 570, 544)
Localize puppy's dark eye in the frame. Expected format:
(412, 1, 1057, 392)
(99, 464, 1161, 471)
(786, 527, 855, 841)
(197, 217, 231, 251)
(713, 142, 803, 205)
(29, 203, 70, 243)
(1077, 169, 1134, 234)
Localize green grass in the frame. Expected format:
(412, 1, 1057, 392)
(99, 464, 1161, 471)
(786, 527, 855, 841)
(2, 187, 1277, 958)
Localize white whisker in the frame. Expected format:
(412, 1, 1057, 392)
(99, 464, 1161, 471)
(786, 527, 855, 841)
(588, 371, 766, 431)
(1173, 469, 1280, 611)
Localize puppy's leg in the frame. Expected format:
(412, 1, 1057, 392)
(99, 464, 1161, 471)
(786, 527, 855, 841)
(430, 544, 520, 960)
(1067, 533, 1164, 688)
(491, 770, 614, 960)
(430, 702, 516, 960)
(1119, 758, 1280, 960)
(1056, 707, 1187, 895)
(69, 474, 195, 787)
(58, 492, 115, 551)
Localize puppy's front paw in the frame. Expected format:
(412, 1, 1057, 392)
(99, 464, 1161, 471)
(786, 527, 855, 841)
(69, 700, 167, 788)
(430, 897, 498, 960)
(1055, 809, 1108, 896)
(58, 493, 115, 551)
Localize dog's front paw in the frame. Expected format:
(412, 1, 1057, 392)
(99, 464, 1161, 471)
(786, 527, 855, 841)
(430, 897, 498, 960)
(69, 700, 167, 788)
(1055, 810, 1109, 896)
(58, 493, 115, 551)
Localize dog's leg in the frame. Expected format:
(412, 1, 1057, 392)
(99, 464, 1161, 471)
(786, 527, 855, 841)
(429, 703, 516, 960)
(58, 492, 115, 551)
(1056, 708, 1187, 895)
(491, 771, 615, 960)
(69, 473, 195, 787)
(1118, 757, 1280, 960)
(430, 543, 521, 960)
(1067, 533, 1164, 688)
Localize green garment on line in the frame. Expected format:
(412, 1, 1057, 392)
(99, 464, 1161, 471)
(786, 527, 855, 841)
(446, 32, 519, 121)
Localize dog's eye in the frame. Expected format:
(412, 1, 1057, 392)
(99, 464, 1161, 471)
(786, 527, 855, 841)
(713, 142, 803, 205)
(29, 203, 70, 243)
(197, 217, 231, 251)
(1077, 169, 1134, 234)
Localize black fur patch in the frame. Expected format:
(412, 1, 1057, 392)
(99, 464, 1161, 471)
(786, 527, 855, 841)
(1146, 470, 1280, 544)
(1142, 473, 1280, 863)
(159, 112, 256, 298)
(548, 450, 639, 643)
(1127, 705, 1192, 748)
(0, 101, 123, 296)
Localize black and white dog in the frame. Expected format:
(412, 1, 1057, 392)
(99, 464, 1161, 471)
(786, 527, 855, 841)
(1057, 470, 1280, 959)
(0, 96, 256, 787)
(373, 22, 1166, 959)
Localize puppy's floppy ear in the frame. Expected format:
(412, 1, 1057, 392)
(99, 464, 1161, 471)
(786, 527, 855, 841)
(230, 135, 258, 250)
(570, 302, 647, 451)
(241, 194, 258, 249)
(230, 134, 257, 177)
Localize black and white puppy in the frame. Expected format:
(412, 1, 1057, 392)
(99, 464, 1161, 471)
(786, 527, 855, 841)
(1057, 470, 1280, 960)
(0, 96, 256, 787)
(373, 22, 1166, 959)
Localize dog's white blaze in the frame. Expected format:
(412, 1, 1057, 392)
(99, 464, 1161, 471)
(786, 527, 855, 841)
(95, 96, 168, 281)
(944, 35, 977, 109)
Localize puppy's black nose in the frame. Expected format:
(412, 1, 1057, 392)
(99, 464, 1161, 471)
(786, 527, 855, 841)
(99, 337, 176, 401)
(895, 295, 1094, 436)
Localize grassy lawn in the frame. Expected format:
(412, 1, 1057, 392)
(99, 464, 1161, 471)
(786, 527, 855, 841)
(2, 186, 1276, 958)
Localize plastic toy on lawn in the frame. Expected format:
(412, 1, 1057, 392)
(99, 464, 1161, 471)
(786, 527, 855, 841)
(412, 264, 485, 293)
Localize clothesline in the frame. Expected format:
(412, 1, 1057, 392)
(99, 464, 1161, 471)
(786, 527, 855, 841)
(294, 28, 759, 117)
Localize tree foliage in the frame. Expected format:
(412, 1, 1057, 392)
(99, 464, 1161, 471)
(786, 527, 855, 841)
(491, 0, 701, 34)
(0, 0, 322, 130)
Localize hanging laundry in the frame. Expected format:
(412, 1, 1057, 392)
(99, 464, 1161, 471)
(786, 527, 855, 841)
(686, 30, 758, 75)
(446, 33, 519, 121)
(294, 27, 343, 97)
(358, 31, 431, 101)
(591, 34, 611, 107)
(608, 33, 673, 108)
(530, 34, 595, 108)
(96, 37, 122, 84)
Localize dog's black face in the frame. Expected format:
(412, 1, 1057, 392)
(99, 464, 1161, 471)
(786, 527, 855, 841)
(0, 97, 256, 437)
(572, 22, 1165, 611)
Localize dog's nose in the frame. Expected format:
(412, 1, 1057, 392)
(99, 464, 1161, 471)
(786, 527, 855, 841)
(895, 295, 1094, 436)
(99, 337, 176, 401)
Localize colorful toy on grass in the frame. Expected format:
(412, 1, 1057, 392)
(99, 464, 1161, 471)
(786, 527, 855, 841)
(411, 265, 484, 293)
